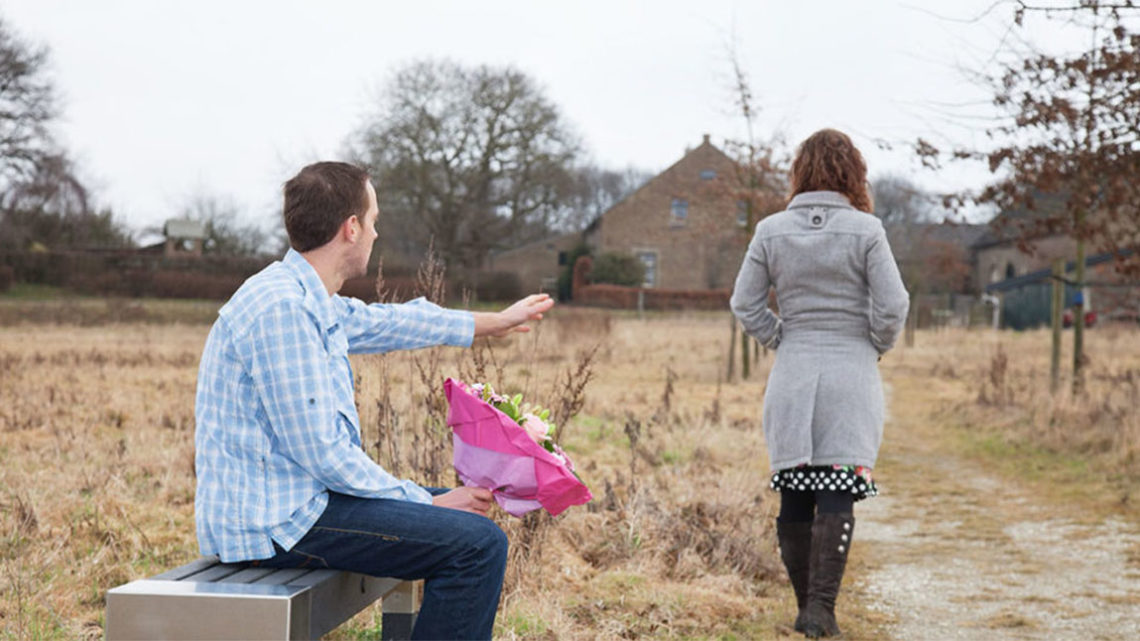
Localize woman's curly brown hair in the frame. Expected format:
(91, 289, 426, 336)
(788, 129, 873, 213)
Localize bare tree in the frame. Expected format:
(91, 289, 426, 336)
(719, 39, 791, 381)
(872, 174, 940, 229)
(0, 150, 131, 251)
(917, 0, 1140, 392)
(351, 59, 581, 273)
(0, 15, 56, 185)
(0, 15, 129, 251)
(179, 193, 272, 257)
(873, 175, 968, 289)
(554, 164, 651, 233)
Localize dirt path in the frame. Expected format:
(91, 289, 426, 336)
(854, 379, 1140, 640)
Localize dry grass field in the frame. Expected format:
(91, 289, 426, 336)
(1, 301, 1138, 640)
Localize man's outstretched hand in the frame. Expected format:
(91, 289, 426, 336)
(432, 487, 494, 516)
(473, 293, 555, 338)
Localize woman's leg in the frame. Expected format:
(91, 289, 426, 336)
(814, 490, 854, 516)
(778, 489, 816, 523)
(777, 490, 815, 630)
(802, 490, 856, 638)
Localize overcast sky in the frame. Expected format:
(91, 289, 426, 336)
(2, 1, 1085, 239)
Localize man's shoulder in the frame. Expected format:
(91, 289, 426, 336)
(220, 262, 307, 330)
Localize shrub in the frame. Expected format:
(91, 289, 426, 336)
(576, 284, 731, 311)
(590, 252, 645, 287)
(469, 270, 523, 302)
(557, 243, 593, 301)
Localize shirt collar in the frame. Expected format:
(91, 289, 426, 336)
(787, 191, 854, 210)
(282, 248, 337, 331)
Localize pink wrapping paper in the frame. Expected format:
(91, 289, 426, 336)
(445, 378, 592, 517)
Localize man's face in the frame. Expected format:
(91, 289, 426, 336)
(350, 180, 380, 278)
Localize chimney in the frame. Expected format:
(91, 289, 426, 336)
(702, 133, 710, 145)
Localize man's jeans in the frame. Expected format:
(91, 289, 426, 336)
(257, 489, 507, 640)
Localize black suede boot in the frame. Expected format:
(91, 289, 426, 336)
(776, 520, 812, 632)
(801, 513, 854, 638)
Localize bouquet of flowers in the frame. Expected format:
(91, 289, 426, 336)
(444, 378, 592, 517)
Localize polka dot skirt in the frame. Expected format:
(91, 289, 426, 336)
(770, 464, 879, 501)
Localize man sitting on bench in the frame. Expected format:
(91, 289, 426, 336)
(194, 161, 553, 641)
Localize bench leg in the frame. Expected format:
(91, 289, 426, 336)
(381, 580, 418, 641)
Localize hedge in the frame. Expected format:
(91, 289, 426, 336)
(576, 283, 731, 311)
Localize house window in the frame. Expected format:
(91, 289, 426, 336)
(736, 200, 749, 227)
(558, 251, 567, 266)
(670, 198, 688, 225)
(700, 169, 717, 181)
(1005, 262, 1016, 279)
(636, 251, 657, 287)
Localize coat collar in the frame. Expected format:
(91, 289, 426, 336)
(787, 191, 854, 210)
(282, 248, 337, 331)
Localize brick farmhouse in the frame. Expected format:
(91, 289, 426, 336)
(491, 135, 768, 295)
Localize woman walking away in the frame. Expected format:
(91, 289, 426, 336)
(730, 129, 909, 638)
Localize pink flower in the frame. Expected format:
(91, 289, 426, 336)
(520, 413, 551, 444)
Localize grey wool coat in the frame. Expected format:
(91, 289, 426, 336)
(730, 191, 909, 472)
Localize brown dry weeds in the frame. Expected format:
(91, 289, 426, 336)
(0, 310, 791, 641)
(2, 310, 1138, 640)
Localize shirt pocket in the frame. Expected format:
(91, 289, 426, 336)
(323, 323, 349, 361)
(336, 410, 363, 448)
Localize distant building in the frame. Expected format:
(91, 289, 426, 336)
(972, 194, 1138, 327)
(488, 233, 582, 294)
(163, 219, 207, 257)
(488, 135, 777, 297)
(584, 134, 772, 290)
(984, 248, 1137, 328)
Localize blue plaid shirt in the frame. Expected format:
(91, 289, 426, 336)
(194, 249, 474, 562)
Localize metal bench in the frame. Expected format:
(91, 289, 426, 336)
(105, 556, 419, 640)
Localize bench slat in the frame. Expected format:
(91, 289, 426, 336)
(219, 567, 278, 584)
(285, 568, 341, 587)
(252, 568, 315, 585)
(184, 563, 247, 583)
(150, 557, 220, 581)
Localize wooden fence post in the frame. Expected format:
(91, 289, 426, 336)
(727, 315, 737, 382)
(1050, 259, 1064, 394)
(905, 293, 917, 348)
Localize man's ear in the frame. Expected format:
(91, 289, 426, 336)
(341, 215, 361, 242)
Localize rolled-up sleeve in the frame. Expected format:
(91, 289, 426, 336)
(336, 296, 475, 354)
(731, 230, 783, 349)
(240, 302, 432, 504)
(865, 225, 910, 354)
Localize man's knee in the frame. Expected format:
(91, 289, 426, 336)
(484, 520, 510, 561)
(466, 517, 508, 568)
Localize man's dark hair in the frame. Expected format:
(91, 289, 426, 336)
(283, 162, 371, 252)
